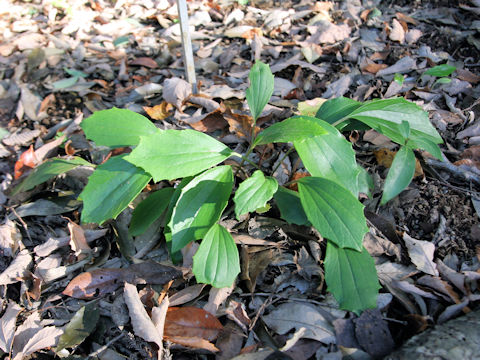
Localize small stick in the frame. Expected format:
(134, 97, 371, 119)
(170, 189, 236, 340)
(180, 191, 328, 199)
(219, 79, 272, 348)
(176, 0, 197, 94)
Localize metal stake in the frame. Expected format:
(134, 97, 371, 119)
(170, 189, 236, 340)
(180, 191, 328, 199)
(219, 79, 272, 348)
(176, 0, 197, 94)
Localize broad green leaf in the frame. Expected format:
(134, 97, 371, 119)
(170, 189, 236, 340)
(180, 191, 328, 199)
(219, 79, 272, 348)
(79, 155, 151, 224)
(349, 98, 443, 144)
(56, 303, 100, 352)
(399, 120, 410, 139)
(433, 77, 452, 86)
(233, 170, 278, 219)
(170, 166, 233, 253)
(13, 157, 93, 195)
(423, 64, 456, 77)
(254, 116, 327, 146)
(193, 223, 240, 288)
(316, 96, 361, 124)
(357, 165, 373, 198)
(164, 177, 193, 263)
(325, 242, 380, 314)
(407, 137, 443, 160)
(381, 146, 416, 205)
(125, 130, 233, 182)
(246, 61, 274, 121)
(52, 76, 79, 89)
(274, 187, 309, 225)
(81, 107, 159, 148)
(129, 187, 175, 236)
(294, 120, 359, 196)
(298, 177, 367, 250)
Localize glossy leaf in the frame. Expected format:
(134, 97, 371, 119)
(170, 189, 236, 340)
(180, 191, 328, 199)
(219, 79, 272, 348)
(274, 187, 309, 226)
(170, 166, 233, 253)
(56, 303, 100, 352)
(246, 61, 274, 121)
(193, 224, 240, 288)
(13, 157, 92, 195)
(349, 98, 443, 144)
(81, 107, 159, 148)
(423, 64, 456, 77)
(407, 137, 443, 160)
(381, 146, 416, 205)
(129, 187, 175, 236)
(233, 170, 278, 219)
(294, 120, 359, 196)
(356, 165, 373, 198)
(79, 155, 151, 224)
(125, 130, 233, 182)
(254, 116, 327, 146)
(298, 177, 367, 251)
(316, 96, 361, 124)
(325, 242, 380, 314)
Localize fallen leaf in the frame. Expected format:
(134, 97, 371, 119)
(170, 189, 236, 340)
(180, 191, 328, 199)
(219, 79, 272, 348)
(204, 285, 234, 316)
(362, 62, 388, 74)
(123, 282, 163, 348)
(0, 302, 22, 353)
(12, 326, 62, 360)
(403, 233, 438, 276)
(62, 268, 125, 299)
(2, 130, 41, 147)
(68, 221, 91, 260)
(165, 307, 223, 342)
(0, 219, 22, 258)
(0, 249, 32, 285)
(14, 145, 38, 179)
(169, 284, 206, 307)
(389, 19, 405, 43)
(262, 303, 336, 344)
(144, 102, 174, 121)
(163, 77, 192, 109)
(129, 57, 158, 68)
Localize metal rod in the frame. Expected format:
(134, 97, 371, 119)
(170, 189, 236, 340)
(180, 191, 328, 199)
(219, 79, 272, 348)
(176, 0, 197, 94)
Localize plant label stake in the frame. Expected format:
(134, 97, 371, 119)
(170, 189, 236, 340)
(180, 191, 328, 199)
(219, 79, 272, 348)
(176, 0, 197, 94)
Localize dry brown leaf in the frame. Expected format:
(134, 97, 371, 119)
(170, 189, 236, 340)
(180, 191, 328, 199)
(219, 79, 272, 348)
(389, 19, 405, 43)
(123, 282, 163, 348)
(165, 307, 223, 343)
(68, 221, 91, 260)
(204, 285, 234, 316)
(129, 57, 158, 68)
(144, 101, 174, 121)
(12, 326, 62, 360)
(62, 268, 125, 299)
(0, 249, 32, 285)
(14, 146, 38, 179)
(0, 219, 22, 258)
(169, 284, 206, 307)
(396, 12, 418, 25)
(403, 233, 438, 276)
(165, 336, 219, 352)
(163, 77, 192, 109)
(362, 63, 388, 74)
(457, 68, 480, 84)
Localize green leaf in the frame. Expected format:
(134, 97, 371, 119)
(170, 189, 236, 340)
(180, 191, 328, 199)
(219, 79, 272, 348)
(52, 76, 79, 89)
(233, 170, 278, 219)
(423, 64, 456, 77)
(274, 187, 309, 225)
(433, 77, 452, 86)
(193, 223, 240, 288)
(356, 165, 373, 198)
(125, 130, 233, 182)
(294, 120, 360, 196)
(399, 120, 410, 139)
(13, 157, 93, 195)
(113, 35, 130, 47)
(81, 107, 159, 148)
(394, 73, 405, 85)
(349, 98, 443, 144)
(315, 96, 361, 124)
(254, 116, 327, 146)
(407, 137, 443, 160)
(381, 146, 416, 205)
(246, 61, 274, 121)
(64, 68, 87, 78)
(56, 303, 100, 352)
(170, 166, 233, 253)
(79, 155, 151, 224)
(298, 177, 368, 250)
(325, 242, 380, 314)
(129, 187, 175, 236)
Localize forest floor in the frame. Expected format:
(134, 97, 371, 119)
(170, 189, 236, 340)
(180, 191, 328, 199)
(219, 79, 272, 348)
(1, 0, 480, 359)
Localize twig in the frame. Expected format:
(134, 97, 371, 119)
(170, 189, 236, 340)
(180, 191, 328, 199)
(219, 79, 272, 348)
(87, 333, 125, 359)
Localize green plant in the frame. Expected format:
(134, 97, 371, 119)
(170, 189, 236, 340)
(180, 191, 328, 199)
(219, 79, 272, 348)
(15, 62, 443, 313)
(421, 64, 457, 88)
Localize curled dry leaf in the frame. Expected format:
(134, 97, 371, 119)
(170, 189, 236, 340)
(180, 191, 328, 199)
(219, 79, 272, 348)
(68, 221, 91, 260)
(14, 145, 38, 179)
(403, 233, 438, 276)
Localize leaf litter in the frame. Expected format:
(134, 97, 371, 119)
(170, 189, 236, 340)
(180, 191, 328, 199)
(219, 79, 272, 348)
(1, 0, 480, 358)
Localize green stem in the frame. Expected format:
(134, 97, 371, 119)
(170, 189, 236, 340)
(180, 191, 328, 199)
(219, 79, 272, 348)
(232, 151, 261, 171)
(271, 147, 294, 175)
(331, 116, 349, 128)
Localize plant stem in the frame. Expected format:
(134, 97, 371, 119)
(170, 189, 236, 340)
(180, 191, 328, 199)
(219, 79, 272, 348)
(232, 151, 261, 170)
(331, 116, 348, 128)
(271, 147, 294, 175)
